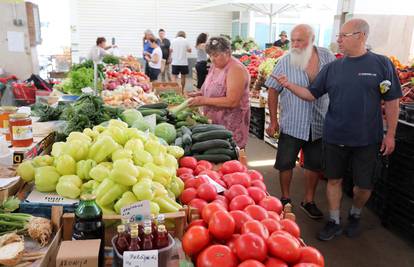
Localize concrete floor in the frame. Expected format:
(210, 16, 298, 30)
(245, 136, 414, 267)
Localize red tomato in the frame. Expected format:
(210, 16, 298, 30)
(261, 218, 282, 234)
(238, 260, 265, 267)
(226, 234, 240, 254)
(209, 210, 235, 240)
(247, 187, 267, 203)
(197, 160, 213, 170)
(202, 202, 226, 223)
(271, 231, 301, 247)
(247, 170, 264, 181)
(266, 233, 300, 264)
(185, 178, 198, 189)
(215, 195, 229, 204)
(195, 165, 208, 175)
(292, 264, 321, 267)
(244, 205, 269, 221)
(177, 167, 193, 177)
(188, 219, 208, 229)
(179, 156, 198, 170)
(265, 257, 288, 267)
(230, 210, 253, 233)
(212, 199, 229, 210)
(197, 245, 238, 267)
(189, 198, 208, 213)
(242, 165, 248, 173)
(220, 160, 244, 175)
(197, 183, 218, 202)
(199, 170, 221, 180)
(235, 233, 267, 262)
(241, 220, 269, 240)
(179, 173, 195, 182)
(268, 211, 281, 221)
(259, 196, 283, 214)
(180, 188, 198, 204)
(223, 172, 251, 188)
(214, 178, 228, 188)
(225, 184, 249, 201)
(280, 219, 301, 238)
(182, 225, 211, 255)
(298, 247, 325, 267)
(230, 195, 255, 211)
(251, 180, 267, 191)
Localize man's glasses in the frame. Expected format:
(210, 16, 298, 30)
(336, 32, 361, 39)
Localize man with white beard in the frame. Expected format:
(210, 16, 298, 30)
(265, 24, 336, 219)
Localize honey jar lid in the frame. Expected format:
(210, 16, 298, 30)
(9, 113, 29, 120)
(0, 106, 17, 112)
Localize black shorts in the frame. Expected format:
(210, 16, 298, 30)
(172, 65, 189, 75)
(274, 133, 322, 172)
(323, 143, 381, 190)
(147, 67, 161, 81)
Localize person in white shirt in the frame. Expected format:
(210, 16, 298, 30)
(87, 37, 116, 63)
(144, 37, 163, 81)
(171, 31, 192, 92)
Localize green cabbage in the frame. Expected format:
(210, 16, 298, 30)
(121, 109, 143, 126)
(154, 123, 176, 145)
(132, 118, 154, 132)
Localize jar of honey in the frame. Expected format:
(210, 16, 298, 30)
(0, 106, 17, 141)
(9, 113, 33, 147)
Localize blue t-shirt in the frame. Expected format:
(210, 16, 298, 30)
(309, 51, 402, 146)
(143, 40, 154, 56)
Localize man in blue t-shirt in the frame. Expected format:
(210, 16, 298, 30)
(273, 19, 402, 241)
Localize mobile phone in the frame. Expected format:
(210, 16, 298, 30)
(112, 37, 115, 45)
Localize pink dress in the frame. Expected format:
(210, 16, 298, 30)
(201, 57, 251, 148)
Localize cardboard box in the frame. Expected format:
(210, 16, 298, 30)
(56, 239, 100, 267)
(12, 131, 55, 164)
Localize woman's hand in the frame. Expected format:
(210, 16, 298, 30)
(189, 96, 207, 107)
(186, 90, 202, 97)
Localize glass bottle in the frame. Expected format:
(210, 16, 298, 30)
(9, 113, 33, 147)
(115, 225, 129, 255)
(128, 229, 140, 251)
(156, 224, 169, 249)
(142, 226, 153, 250)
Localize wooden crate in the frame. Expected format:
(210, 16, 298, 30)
(62, 209, 187, 247)
(152, 82, 182, 95)
(0, 166, 23, 202)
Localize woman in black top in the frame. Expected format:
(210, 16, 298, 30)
(195, 33, 208, 89)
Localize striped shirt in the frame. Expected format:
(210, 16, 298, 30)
(265, 47, 336, 141)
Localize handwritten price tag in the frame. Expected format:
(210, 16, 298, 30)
(121, 200, 151, 222)
(123, 250, 158, 267)
(197, 174, 226, 193)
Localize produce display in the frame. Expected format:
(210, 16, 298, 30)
(239, 55, 263, 79)
(120, 55, 142, 71)
(104, 67, 150, 91)
(263, 46, 285, 59)
(232, 36, 259, 54)
(258, 58, 279, 78)
(175, 124, 238, 163)
(16, 119, 186, 215)
(102, 84, 159, 108)
(159, 91, 186, 106)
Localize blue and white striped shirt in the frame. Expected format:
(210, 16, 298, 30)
(265, 47, 336, 141)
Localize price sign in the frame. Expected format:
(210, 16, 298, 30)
(121, 200, 151, 222)
(197, 174, 226, 193)
(123, 250, 158, 267)
(143, 114, 157, 129)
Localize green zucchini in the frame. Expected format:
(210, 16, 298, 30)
(156, 114, 168, 123)
(192, 130, 233, 142)
(191, 139, 231, 153)
(176, 121, 192, 128)
(139, 108, 168, 117)
(194, 154, 232, 163)
(176, 111, 192, 121)
(139, 102, 168, 109)
(181, 126, 192, 136)
(204, 148, 237, 159)
(191, 124, 226, 134)
(174, 137, 183, 147)
(182, 133, 192, 146)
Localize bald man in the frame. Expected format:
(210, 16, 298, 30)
(275, 19, 402, 240)
(265, 24, 336, 219)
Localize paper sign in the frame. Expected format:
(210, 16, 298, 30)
(123, 250, 158, 267)
(121, 200, 151, 222)
(7, 31, 25, 52)
(197, 174, 226, 193)
(0, 176, 20, 189)
(143, 114, 157, 129)
(27, 188, 79, 205)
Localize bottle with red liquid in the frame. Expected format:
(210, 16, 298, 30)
(156, 225, 169, 249)
(128, 229, 140, 251)
(115, 225, 129, 255)
(142, 226, 153, 250)
(122, 219, 131, 243)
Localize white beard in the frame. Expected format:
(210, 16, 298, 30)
(289, 44, 313, 70)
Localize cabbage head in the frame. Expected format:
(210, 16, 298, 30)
(121, 109, 143, 126)
(154, 123, 176, 144)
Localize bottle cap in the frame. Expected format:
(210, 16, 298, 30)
(130, 223, 138, 229)
(158, 225, 166, 232)
(117, 224, 125, 233)
(80, 194, 96, 201)
(144, 227, 151, 234)
(131, 229, 138, 237)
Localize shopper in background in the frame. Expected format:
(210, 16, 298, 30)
(144, 37, 163, 81)
(171, 31, 192, 92)
(188, 37, 250, 148)
(157, 29, 172, 82)
(195, 33, 209, 89)
(87, 37, 117, 63)
(273, 31, 290, 50)
(274, 19, 402, 240)
(143, 29, 155, 78)
(265, 24, 335, 219)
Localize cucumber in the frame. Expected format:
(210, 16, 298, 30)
(182, 133, 192, 146)
(176, 111, 192, 121)
(191, 139, 231, 153)
(174, 137, 183, 147)
(181, 126, 192, 136)
(192, 130, 233, 142)
(139, 103, 168, 109)
(176, 121, 192, 128)
(191, 124, 226, 134)
(139, 108, 168, 117)
(156, 114, 168, 123)
(194, 154, 232, 163)
(204, 148, 237, 159)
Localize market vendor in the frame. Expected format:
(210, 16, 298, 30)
(143, 29, 155, 77)
(188, 37, 250, 148)
(273, 31, 290, 50)
(265, 24, 336, 218)
(144, 37, 163, 81)
(274, 19, 402, 241)
(87, 37, 117, 63)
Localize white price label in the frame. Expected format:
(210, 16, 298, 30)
(121, 200, 151, 222)
(144, 114, 157, 129)
(123, 250, 158, 267)
(197, 174, 226, 193)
